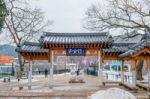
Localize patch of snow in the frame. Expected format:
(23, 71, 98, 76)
(54, 84, 99, 91)
(88, 88, 136, 99)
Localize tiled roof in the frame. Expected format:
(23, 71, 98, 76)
(120, 33, 150, 57)
(16, 41, 48, 53)
(16, 32, 150, 58)
(103, 43, 135, 53)
(40, 32, 112, 48)
(113, 31, 143, 43)
(120, 40, 150, 57)
(141, 32, 150, 41)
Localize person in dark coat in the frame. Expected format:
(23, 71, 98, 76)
(39, 70, 40, 75)
(76, 68, 80, 76)
(44, 69, 48, 78)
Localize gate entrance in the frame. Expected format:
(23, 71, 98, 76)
(17, 32, 112, 88)
(16, 32, 150, 91)
(53, 50, 99, 84)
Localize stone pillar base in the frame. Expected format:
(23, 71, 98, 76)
(132, 71, 136, 86)
(121, 72, 124, 83)
(19, 86, 23, 90)
(98, 69, 103, 85)
(28, 86, 31, 90)
(18, 80, 23, 90)
(148, 71, 150, 90)
(49, 85, 53, 89)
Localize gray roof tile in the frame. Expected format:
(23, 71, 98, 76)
(120, 40, 150, 57)
(113, 31, 143, 43)
(103, 43, 135, 53)
(40, 32, 112, 45)
(16, 32, 150, 57)
(16, 41, 48, 53)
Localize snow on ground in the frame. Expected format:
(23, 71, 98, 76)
(53, 83, 99, 91)
(139, 74, 148, 82)
(88, 88, 136, 99)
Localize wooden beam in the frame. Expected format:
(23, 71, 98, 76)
(99, 49, 103, 68)
(23, 55, 48, 60)
(121, 56, 132, 61)
(132, 54, 150, 60)
(48, 49, 51, 62)
(132, 48, 150, 57)
(46, 43, 48, 48)
(147, 57, 150, 70)
(120, 60, 124, 83)
(104, 42, 107, 48)
(103, 56, 120, 60)
(131, 59, 137, 71)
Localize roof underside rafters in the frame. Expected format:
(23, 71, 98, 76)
(120, 40, 150, 60)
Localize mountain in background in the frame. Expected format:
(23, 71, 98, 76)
(0, 44, 17, 57)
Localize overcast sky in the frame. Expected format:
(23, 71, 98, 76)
(30, 0, 104, 33)
(1, 0, 120, 44)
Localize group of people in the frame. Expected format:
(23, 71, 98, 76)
(37, 68, 48, 78)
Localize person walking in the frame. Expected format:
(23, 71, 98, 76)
(39, 70, 40, 75)
(44, 69, 48, 78)
(76, 68, 80, 76)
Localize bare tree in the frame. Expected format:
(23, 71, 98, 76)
(84, 0, 150, 80)
(85, 0, 150, 32)
(3, 0, 52, 81)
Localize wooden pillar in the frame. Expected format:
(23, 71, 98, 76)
(131, 59, 137, 86)
(120, 60, 124, 83)
(147, 58, 150, 90)
(50, 50, 53, 83)
(28, 60, 32, 90)
(64, 56, 68, 76)
(98, 49, 103, 85)
(48, 50, 53, 88)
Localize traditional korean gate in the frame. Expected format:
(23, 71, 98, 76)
(17, 32, 112, 89)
